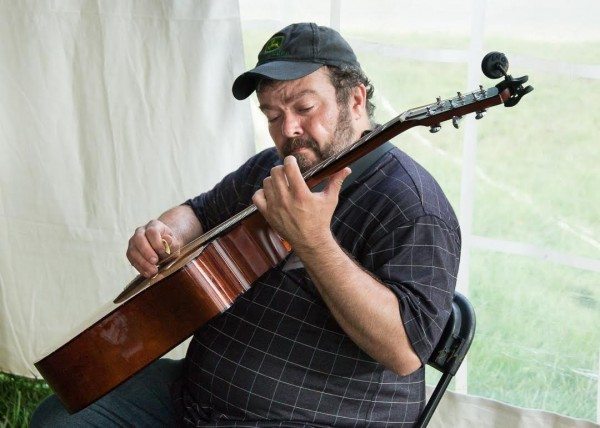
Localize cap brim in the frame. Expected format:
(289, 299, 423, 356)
(232, 61, 323, 100)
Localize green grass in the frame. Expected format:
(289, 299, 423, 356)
(469, 251, 599, 420)
(0, 373, 51, 427)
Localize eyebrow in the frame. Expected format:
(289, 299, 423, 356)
(259, 89, 319, 112)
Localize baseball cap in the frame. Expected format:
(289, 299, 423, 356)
(232, 22, 361, 100)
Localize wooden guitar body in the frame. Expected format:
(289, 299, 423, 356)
(34, 212, 290, 413)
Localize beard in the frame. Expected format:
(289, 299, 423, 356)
(281, 104, 355, 172)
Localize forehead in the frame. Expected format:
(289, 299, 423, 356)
(257, 67, 336, 106)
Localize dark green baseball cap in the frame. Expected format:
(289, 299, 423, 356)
(232, 22, 361, 100)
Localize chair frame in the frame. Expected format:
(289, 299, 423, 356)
(414, 292, 476, 428)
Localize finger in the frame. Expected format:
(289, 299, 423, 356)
(145, 226, 171, 258)
(261, 176, 277, 204)
(132, 227, 160, 264)
(162, 234, 183, 257)
(324, 167, 352, 197)
(283, 156, 308, 194)
(269, 165, 289, 195)
(252, 189, 267, 214)
(127, 245, 158, 278)
(161, 238, 171, 255)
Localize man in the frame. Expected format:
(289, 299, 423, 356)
(32, 23, 460, 426)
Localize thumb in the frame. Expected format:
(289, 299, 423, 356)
(160, 230, 180, 254)
(324, 167, 352, 197)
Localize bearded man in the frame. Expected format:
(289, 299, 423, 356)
(32, 22, 460, 427)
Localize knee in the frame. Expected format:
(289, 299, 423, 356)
(30, 394, 70, 427)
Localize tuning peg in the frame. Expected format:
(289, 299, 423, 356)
(452, 116, 463, 129)
(475, 109, 487, 120)
(429, 124, 441, 133)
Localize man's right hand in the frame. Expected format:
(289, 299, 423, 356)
(126, 220, 183, 278)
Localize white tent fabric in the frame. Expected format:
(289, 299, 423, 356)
(429, 389, 599, 428)
(0, 0, 253, 376)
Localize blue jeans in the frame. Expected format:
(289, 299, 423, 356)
(30, 358, 183, 427)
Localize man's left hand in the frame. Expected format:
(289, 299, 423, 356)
(252, 155, 351, 252)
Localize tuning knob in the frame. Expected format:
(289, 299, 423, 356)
(481, 51, 509, 79)
(452, 116, 463, 129)
(429, 124, 441, 133)
(475, 109, 487, 120)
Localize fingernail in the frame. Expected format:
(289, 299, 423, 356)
(150, 256, 158, 263)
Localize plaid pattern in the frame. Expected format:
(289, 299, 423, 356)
(178, 147, 460, 427)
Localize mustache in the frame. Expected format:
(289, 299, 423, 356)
(282, 138, 320, 157)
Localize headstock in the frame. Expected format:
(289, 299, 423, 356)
(402, 51, 533, 132)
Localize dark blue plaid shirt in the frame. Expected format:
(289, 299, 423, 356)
(177, 147, 460, 427)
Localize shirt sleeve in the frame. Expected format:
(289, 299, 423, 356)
(365, 214, 461, 364)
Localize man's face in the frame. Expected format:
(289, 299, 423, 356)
(257, 67, 358, 172)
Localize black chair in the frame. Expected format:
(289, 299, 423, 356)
(414, 292, 476, 428)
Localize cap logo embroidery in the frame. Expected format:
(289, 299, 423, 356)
(263, 35, 284, 54)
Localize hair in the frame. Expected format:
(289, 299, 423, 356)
(255, 65, 376, 119)
(326, 65, 376, 119)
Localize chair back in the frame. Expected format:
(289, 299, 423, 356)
(414, 292, 476, 428)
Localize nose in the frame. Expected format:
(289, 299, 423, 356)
(281, 113, 303, 138)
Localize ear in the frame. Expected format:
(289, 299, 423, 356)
(349, 84, 368, 120)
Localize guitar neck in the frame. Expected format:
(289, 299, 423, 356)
(304, 86, 510, 188)
(171, 85, 512, 260)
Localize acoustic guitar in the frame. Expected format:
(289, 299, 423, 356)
(34, 52, 532, 413)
